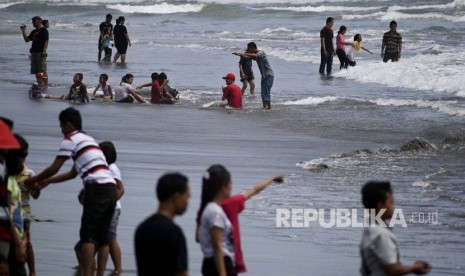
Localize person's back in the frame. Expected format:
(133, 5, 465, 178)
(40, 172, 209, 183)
(255, 50, 273, 77)
(135, 214, 187, 275)
(223, 83, 242, 109)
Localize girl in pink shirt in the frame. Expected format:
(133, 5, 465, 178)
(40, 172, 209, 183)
(336, 26, 355, 69)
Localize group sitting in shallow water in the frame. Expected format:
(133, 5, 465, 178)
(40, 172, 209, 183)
(29, 71, 179, 105)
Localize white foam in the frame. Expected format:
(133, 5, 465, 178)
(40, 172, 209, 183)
(0, 3, 15, 9)
(412, 180, 431, 188)
(281, 96, 340, 106)
(343, 10, 465, 22)
(336, 53, 465, 98)
(258, 5, 381, 13)
(107, 3, 205, 14)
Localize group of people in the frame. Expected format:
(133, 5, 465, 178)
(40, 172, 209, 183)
(97, 14, 131, 64)
(0, 109, 432, 276)
(28, 71, 179, 105)
(319, 17, 402, 76)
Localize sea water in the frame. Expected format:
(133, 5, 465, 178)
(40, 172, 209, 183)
(1, 0, 464, 275)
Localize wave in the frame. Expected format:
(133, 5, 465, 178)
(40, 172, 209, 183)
(336, 53, 465, 99)
(107, 3, 205, 14)
(343, 10, 465, 22)
(281, 96, 340, 106)
(255, 5, 382, 13)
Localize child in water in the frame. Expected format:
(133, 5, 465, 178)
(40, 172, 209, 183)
(91, 73, 113, 100)
(29, 72, 52, 99)
(101, 28, 112, 63)
(62, 73, 89, 103)
(347, 34, 373, 66)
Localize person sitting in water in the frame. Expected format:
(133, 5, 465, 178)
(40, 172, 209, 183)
(29, 72, 52, 99)
(347, 34, 373, 66)
(61, 73, 89, 103)
(150, 73, 177, 104)
(91, 73, 113, 101)
(221, 73, 242, 109)
(113, 73, 148, 103)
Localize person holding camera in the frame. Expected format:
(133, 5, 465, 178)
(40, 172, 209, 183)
(20, 16, 49, 82)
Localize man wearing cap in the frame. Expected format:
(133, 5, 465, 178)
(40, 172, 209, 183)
(0, 119, 21, 259)
(233, 42, 274, 109)
(222, 73, 243, 109)
(98, 14, 113, 62)
(381, 20, 402, 62)
(25, 108, 117, 276)
(20, 16, 49, 79)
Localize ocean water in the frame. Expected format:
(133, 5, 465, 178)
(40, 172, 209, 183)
(1, 0, 465, 275)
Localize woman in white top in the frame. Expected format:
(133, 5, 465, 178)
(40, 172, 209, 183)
(198, 164, 234, 276)
(113, 73, 148, 103)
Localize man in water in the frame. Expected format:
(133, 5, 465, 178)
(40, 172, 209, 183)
(381, 21, 402, 62)
(233, 42, 274, 109)
(98, 14, 113, 62)
(221, 73, 242, 109)
(20, 16, 49, 80)
(319, 17, 335, 76)
(135, 173, 190, 276)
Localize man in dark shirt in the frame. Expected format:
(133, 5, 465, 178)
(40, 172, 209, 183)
(135, 173, 190, 276)
(20, 16, 49, 76)
(381, 21, 402, 62)
(98, 14, 113, 62)
(319, 17, 335, 76)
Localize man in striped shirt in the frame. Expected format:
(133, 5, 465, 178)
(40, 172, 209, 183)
(25, 107, 117, 276)
(381, 21, 402, 63)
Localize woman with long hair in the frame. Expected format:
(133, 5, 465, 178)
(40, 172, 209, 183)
(197, 165, 234, 276)
(113, 73, 148, 103)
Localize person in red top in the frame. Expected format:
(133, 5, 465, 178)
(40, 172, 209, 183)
(195, 174, 284, 274)
(222, 73, 243, 109)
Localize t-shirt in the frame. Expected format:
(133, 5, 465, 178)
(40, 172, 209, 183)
(336, 33, 346, 51)
(7, 176, 23, 237)
(66, 83, 88, 103)
(150, 81, 163, 103)
(222, 194, 246, 273)
(382, 31, 402, 54)
(28, 27, 49, 53)
(360, 224, 400, 276)
(320, 26, 334, 52)
(99, 22, 113, 39)
(114, 82, 132, 101)
(57, 130, 115, 185)
(113, 25, 128, 47)
(135, 214, 188, 276)
(223, 84, 243, 109)
(109, 163, 122, 210)
(199, 202, 234, 259)
(16, 166, 35, 220)
(239, 57, 253, 76)
(103, 35, 111, 49)
(348, 41, 362, 62)
(100, 83, 112, 97)
(255, 50, 273, 77)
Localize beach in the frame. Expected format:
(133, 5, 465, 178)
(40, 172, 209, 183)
(1, 0, 465, 275)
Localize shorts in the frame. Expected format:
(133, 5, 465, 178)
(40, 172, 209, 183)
(104, 47, 112, 58)
(202, 256, 234, 276)
(116, 95, 134, 103)
(80, 183, 117, 247)
(116, 43, 128, 55)
(240, 74, 254, 82)
(30, 52, 47, 74)
(108, 208, 120, 241)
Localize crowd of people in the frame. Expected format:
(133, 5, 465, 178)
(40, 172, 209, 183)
(0, 109, 431, 276)
(10, 12, 434, 276)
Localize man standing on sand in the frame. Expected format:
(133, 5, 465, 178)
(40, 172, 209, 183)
(20, 16, 49, 80)
(233, 42, 274, 109)
(381, 20, 402, 62)
(25, 107, 117, 276)
(135, 173, 190, 276)
(98, 14, 113, 62)
(319, 17, 335, 76)
(221, 73, 242, 109)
